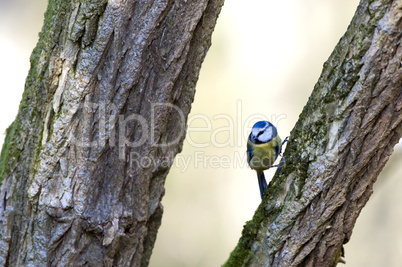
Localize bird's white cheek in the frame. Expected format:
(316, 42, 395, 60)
(258, 128, 273, 142)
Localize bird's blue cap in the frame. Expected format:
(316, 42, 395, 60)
(250, 121, 277, 143)
(253, 121, 269, 129)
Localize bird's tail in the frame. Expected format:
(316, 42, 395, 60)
(257, 171, 267, 199)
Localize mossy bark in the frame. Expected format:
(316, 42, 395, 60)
(0, 0, 224, 266)
(224, 0, 401, 266)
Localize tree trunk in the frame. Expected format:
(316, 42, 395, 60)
(0, 0, 224, 266)
(224, 0, 401, 266)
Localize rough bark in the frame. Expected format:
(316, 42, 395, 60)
(0, 0, 224, 266)
(224, 0, 401, 266)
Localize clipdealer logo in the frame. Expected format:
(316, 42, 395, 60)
(68, 100, 287, 172)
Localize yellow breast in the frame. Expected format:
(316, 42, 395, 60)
(248, 136, 281, 171)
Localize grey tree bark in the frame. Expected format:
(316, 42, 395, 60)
(0, 0, 224, 266)
(224, 0, 401, 266)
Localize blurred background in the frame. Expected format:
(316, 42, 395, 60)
(1, 0, 401, 266)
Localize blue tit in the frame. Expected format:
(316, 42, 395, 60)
(247, 121, 285, 199)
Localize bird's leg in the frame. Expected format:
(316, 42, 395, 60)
(282, 136, 289, 146)
(269, 156, 287, 176)
(270, 156, 286, 169)
(279, 136, 289, 155)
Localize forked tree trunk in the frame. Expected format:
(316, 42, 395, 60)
(224, 0, 401, 266)
(0, 0, 224, 266)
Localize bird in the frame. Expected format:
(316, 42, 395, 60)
(247, 121, 287, 199)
